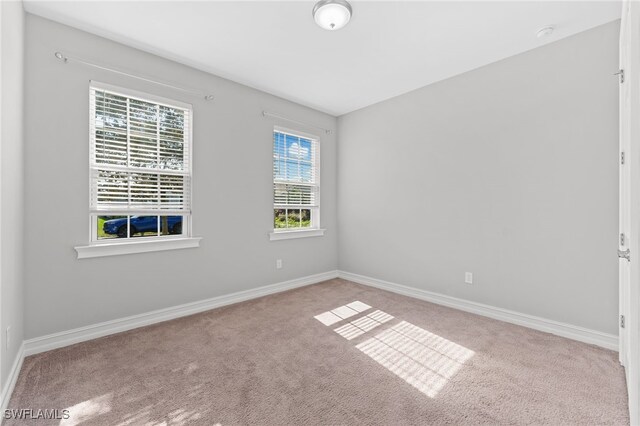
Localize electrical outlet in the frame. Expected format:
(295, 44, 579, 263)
(5, 326, 10, 350)
(465, 272, 473, 284)
(276, 259, 283, 269)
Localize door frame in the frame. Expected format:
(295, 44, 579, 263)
(620, 1, 640, 424)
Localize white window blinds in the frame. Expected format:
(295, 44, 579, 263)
(89, 83, 192, 216)
(273, 128, 320, 230)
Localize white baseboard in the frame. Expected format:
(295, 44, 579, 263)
(338, 271, 618, 351)
(1, 343, 24, 414)
(24, 270, 339, 356)
(16, 268, 616, 393)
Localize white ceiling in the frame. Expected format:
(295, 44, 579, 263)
(24, 1, 621, 116)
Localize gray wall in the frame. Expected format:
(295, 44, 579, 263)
(24, 15, 337, 339)
(1, 1, 25, 388)
(337, 21, 620, 334)
(22, 14, 620, 340)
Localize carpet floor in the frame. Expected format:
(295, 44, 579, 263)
(7, 278, 628, 425)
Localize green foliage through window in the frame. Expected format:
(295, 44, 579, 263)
(274, 209, 311, 229)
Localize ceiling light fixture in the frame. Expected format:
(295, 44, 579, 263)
(313, 0, 352, 31)
(536, 25, 555, 38)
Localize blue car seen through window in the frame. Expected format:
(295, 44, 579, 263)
(101, 216, 183, 238)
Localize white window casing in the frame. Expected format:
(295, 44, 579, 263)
(75, 81, 200, 258)
(270, 126, 325, 240)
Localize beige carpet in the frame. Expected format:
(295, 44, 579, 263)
(7, 278, 628, 425)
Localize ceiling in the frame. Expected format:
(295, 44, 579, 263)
(24, 1, 621, 116)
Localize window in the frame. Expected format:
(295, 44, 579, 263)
(271, 127, 324, 240)
(88, 82, 193, 245)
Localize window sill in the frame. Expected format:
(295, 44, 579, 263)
(269, 229, 325, 241)
(75, 237, 202, 259)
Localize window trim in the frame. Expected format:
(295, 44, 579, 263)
(269, 228, 325, 241)
(80, 81, 198, 257)
(271, 126, 323, 239)
(75, 236, 202, 259)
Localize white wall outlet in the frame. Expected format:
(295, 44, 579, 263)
(276, 259, 283, 269)
(5, 326, 10, 350)
(465, 272, 473, 284)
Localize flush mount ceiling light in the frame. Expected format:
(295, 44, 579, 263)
(313, 0, 352, 31)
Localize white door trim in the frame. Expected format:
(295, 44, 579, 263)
(620, 0, 631, 370)
(620, 2, 639, 424)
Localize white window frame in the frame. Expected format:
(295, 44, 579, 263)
(270, 126, 325, 241)
(75, 81, 201, 258)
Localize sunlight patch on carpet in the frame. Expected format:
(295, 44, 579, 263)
(60, 393, 112, 426)
(314, 301, 473, 397)
(331, 305, 359, 320)
(314, 301, 372, 325)
(356, 321, 474, 397)
(166, 407, 203, 424)
(334, 310, 395, 340)
(346, 301, 372, 312)
(314, 311, 342, 326)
